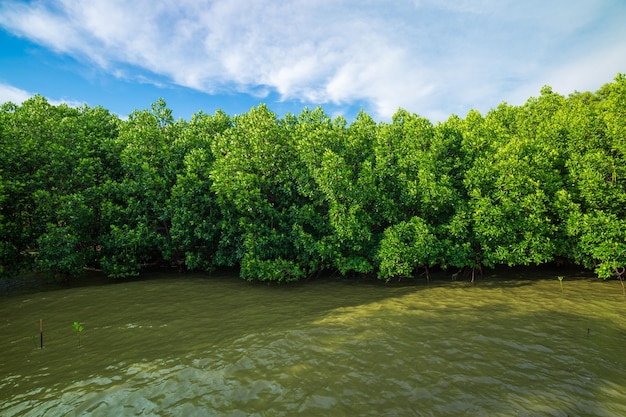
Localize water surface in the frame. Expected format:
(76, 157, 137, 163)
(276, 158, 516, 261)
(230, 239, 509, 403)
(1, 269, 625, 416)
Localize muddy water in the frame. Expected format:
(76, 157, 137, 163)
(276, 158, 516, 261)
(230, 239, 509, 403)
(1, 270, 625, 416)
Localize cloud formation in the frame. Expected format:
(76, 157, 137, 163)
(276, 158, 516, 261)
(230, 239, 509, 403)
(0, 83, 31, 104)
(0, 82, 85, 108)
(1, 0, 624, 119)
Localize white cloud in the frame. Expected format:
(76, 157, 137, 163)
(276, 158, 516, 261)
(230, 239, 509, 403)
(0, 83, 84, 108)
(48, 97, 86, 108)
(0, 83, 32, 104)
(0, 0, 624, 120)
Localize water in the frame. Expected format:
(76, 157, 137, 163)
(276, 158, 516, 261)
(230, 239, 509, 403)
(1, 269, 625, 416)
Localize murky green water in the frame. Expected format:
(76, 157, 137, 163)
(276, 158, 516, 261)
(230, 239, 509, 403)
(1, 269, 625, 416)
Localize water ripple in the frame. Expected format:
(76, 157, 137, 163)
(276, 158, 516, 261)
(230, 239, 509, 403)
(1, 274, 625, 416)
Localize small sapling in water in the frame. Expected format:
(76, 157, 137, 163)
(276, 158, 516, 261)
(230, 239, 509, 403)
(557, 276, 564, 293)
(72, 321, 84, 347)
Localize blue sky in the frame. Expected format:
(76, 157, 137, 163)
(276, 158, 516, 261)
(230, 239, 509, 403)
(1, 0, 625, 122)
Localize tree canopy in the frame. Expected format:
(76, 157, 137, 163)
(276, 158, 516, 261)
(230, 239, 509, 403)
(1, 75, 625, 283)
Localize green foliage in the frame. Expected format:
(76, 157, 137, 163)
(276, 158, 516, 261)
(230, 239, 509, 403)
(574, 211, 626, 279)
(0, 96, 121, 276)
(167, 110, 230, 271)
(210, 105, 308, 280)
(377, 216, 438, 280)
(72, 321, 84, 347)
(2, 75, 626, 282)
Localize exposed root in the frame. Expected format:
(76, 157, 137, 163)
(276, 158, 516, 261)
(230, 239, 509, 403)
(470, 265, 483, 285)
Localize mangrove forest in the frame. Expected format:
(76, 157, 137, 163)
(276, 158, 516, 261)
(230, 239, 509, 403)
(1, 75, 625, 283)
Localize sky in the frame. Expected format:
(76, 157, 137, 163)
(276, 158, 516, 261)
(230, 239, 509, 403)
(0, 0, 625, 123)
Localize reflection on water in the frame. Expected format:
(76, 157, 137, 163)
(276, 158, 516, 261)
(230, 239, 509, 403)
(1, 270, 625, 416)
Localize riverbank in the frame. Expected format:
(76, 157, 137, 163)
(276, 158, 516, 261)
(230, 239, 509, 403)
(0, 263, 600, 299)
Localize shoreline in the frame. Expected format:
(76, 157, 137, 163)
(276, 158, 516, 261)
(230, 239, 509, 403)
(0, 264, 599, 299)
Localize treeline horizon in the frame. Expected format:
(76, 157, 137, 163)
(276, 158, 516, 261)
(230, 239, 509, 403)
(1, 74, 625, 283)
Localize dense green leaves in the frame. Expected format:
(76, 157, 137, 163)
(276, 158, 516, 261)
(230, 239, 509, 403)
(1, 75, 625, 281)
(0, 97, 121, 275)
(377, 216, 438, 281)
